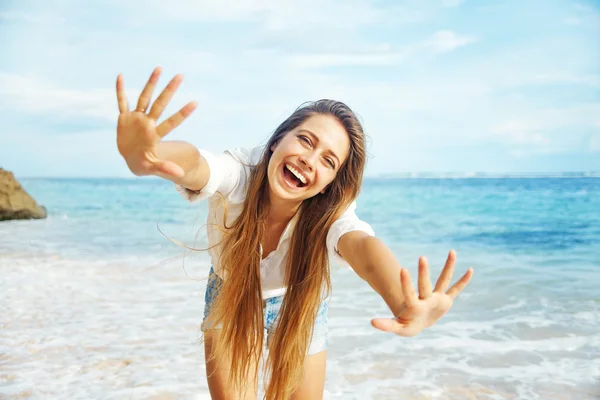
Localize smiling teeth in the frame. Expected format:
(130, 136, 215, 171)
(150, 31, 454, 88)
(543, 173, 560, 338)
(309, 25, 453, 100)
(285, 164, 307, 184)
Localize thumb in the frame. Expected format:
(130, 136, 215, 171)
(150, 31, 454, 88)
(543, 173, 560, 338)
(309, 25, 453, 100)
(371, 318, 398, 332)
(371, 318, 418, 336)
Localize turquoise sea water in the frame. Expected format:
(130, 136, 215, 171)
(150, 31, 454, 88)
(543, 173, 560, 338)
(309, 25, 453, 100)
(1, 177, 599, 399)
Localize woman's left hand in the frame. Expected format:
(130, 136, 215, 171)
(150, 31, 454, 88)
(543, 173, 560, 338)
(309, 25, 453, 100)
(371, 250, 473, 337)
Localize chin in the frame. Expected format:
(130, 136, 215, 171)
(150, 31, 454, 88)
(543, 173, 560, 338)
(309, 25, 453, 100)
(268, 179, 313, 203)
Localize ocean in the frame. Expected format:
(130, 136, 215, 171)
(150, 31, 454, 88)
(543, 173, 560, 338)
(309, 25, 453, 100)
(1, 177, 599, 399)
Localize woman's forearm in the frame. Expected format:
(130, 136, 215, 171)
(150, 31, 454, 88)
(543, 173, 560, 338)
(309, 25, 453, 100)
(156, 141, 210, 190)
(358, 236, 406, 316)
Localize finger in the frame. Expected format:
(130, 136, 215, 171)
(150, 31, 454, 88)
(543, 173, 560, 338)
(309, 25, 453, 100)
(148, 74, 183, 120)
(151, 160, 185, 178)
(116, 74, 129, 113)
(400, 268, 418, 306)
(371, 318, 418, 337)
(156, 101, 198, 138)
(446, 267, 474, 299)
(136, 67, 162, 113)
(418, 256, 432, 299)
(434, 250, 456, 292)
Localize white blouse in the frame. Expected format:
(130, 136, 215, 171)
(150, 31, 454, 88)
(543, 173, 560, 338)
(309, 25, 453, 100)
(176, 146, 375, 299)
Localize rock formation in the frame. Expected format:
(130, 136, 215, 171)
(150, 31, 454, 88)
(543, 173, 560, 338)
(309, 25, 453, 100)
(0, 169, 47, 221)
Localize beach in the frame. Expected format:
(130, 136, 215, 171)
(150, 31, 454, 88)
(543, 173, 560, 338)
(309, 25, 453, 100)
(1, 177, 599, 399)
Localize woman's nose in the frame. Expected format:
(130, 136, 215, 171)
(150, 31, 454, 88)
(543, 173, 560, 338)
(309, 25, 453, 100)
(298, 154, 315, 171)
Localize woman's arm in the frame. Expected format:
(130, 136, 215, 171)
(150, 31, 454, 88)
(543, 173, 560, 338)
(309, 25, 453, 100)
(337, 232, 406, 316)
(155, 141, 210, 190)
(116, 67, 210, 191)
(338, 232, 473, 336)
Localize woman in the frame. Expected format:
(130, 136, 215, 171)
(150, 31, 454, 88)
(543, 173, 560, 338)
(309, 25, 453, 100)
(115, 67, 474, 400)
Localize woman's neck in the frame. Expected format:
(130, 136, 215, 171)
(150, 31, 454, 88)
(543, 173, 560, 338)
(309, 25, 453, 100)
(267, 194, 301, 225)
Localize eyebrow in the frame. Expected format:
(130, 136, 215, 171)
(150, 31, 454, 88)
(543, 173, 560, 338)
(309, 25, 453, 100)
(299, 129, 341, 166)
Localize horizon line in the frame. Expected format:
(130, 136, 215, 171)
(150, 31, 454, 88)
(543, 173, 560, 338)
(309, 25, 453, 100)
(12, 172, 600, 180)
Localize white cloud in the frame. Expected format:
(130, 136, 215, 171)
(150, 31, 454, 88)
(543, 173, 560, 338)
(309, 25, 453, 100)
(107, 0, 274, 22)
(0, 72, 116, 121)
(108, 0, 381, 30)
(493, 121, 551, 145)
(0, 71, 206, 126)
(282, 30, 476, 69)
(2, 0, 599, 175)
(490, 104, 600, 147)
(260, 0, 381, 32)
(0, 51, 218, 123)
(428, 30, 476, 53)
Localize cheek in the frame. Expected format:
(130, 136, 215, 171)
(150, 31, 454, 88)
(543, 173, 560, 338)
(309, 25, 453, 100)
(267, 158, 279, 178)
(315, 169, 336, 190)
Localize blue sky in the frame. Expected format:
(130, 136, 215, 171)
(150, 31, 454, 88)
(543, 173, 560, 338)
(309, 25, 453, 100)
(1, 0, 599, 177)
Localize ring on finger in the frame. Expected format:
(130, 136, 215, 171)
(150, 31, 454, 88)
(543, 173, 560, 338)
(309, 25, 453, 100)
(134, 107, 147, 113)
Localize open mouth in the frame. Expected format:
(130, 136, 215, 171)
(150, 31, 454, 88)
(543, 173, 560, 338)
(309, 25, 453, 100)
(282, 163, 308, 189)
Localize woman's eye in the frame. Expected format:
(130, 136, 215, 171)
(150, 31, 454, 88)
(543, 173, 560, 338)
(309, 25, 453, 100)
(325, 158, 335, 168)
(299, 135, 311, 145)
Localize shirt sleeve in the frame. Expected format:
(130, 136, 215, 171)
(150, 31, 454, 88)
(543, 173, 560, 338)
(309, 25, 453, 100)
(326, 201, 375, 268)
(174, 148, 242, 203)
(174, 146, 263, 204)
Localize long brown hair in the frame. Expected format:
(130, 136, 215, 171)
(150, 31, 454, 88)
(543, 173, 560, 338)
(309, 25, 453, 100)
(206, 99, 367, 399)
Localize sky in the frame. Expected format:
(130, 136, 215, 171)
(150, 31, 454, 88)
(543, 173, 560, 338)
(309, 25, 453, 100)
(1, 0, 599, 177)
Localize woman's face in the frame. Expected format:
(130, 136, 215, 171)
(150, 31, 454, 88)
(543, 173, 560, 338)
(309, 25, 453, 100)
(268, 114, 351, 204)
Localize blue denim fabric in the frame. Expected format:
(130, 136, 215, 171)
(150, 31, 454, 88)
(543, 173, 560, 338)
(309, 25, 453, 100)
(202, 266, 328, 355)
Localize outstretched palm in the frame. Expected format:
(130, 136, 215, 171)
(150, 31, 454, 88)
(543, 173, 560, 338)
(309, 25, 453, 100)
(371, 250, 473, 337)
(116, 67, 197, 178)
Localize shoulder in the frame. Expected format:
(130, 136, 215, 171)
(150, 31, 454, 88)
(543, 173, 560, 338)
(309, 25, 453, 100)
(327, 200, 374, 241)
(216, 145, 265, 203)
(326, 200, 375, 267)
(224, 146, 265, 166)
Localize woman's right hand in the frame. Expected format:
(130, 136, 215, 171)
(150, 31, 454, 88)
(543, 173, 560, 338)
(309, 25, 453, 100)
(115, 67, 198, 178)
